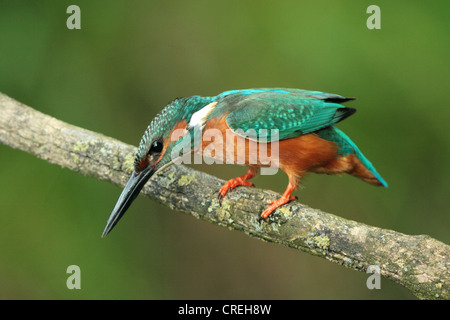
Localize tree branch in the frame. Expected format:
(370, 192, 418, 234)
(0, 92, 448, 300)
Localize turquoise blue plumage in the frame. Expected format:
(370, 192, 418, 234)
(216, 89, 355, 141)
(316, 126, 388, 187)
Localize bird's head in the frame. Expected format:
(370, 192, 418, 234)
(102, 96, 215, 236)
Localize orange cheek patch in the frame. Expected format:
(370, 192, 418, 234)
(166, 120, 189, 146)
(155, 119, 189, 166)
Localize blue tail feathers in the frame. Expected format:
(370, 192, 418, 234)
(318, 126, 388, 187)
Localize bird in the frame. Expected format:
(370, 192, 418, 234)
(102, 88, 387, 236)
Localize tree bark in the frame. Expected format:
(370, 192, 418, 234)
(0, 92, 448, 300)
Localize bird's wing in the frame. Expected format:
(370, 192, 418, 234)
(217, 89, 356, 141)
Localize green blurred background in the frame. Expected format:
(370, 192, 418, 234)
(0, 0, 448, 299)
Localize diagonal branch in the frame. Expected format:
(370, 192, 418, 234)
(0, 92, 448, 300)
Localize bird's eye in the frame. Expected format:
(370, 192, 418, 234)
(149, 140, 163, 154)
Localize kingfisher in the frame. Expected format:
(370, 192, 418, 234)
(102, 88, 387, 236)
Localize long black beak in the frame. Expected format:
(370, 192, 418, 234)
(102, 166, 155, 237)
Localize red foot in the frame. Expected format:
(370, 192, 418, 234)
(261, 196, 296, 219)
(260, 182, 297, 219)
(218, 177, 254, 205)
(218, 167, 258, 205)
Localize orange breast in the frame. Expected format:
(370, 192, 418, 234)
(200, 116, 383, 187)
(277, 134, 338, 181)
(201, 116, 339, 173)
(201, 116, 278, 167)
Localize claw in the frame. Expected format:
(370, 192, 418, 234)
(218, 192, 224, 206)
(217, 167, 258, 206)
(217, 177, 255, 205)
(258, 215, 267, 223)
(260, 183, 297, 219)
